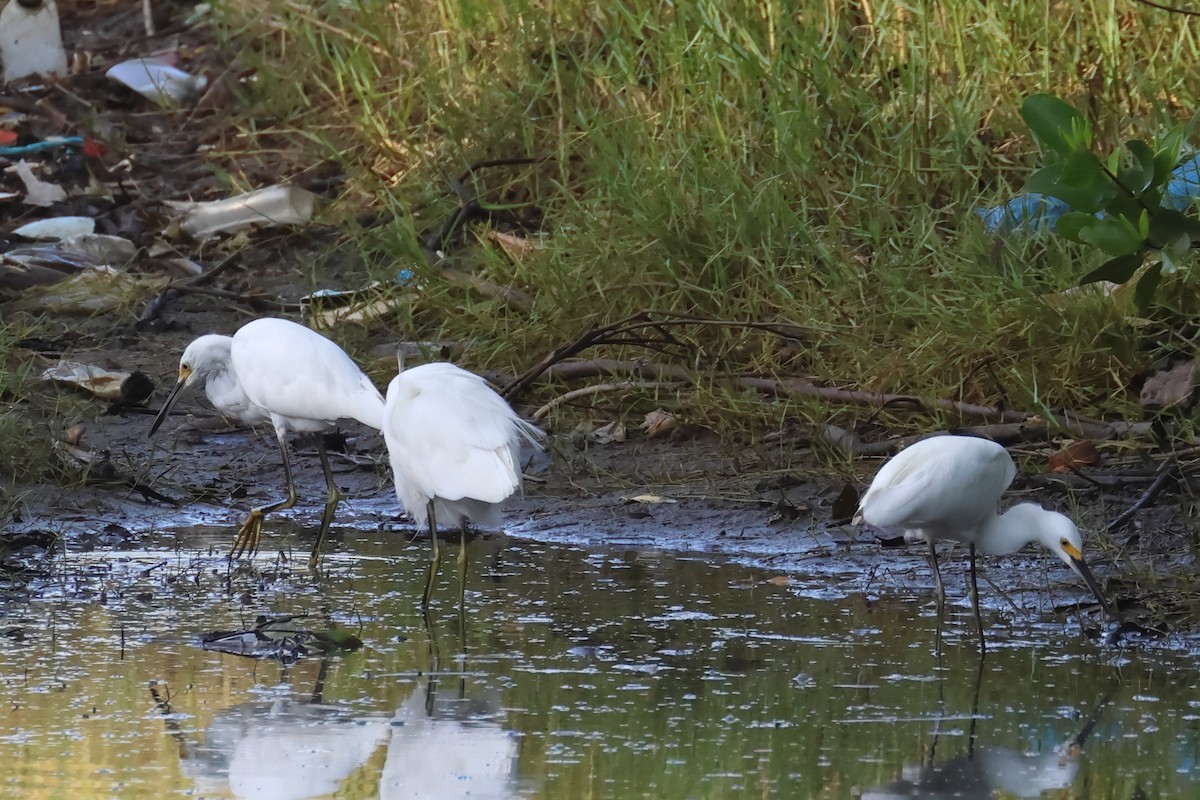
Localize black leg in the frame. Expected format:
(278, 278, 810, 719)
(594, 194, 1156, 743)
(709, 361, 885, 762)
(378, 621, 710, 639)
(928, 539, 946, 615)
(421, 499, 440, 609)
(969, 543, 987, 656)
(456, 523, 469, 612)
(308, 434, 344, 569)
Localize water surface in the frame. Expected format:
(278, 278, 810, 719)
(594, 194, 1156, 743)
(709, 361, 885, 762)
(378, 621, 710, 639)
(0, 528, 1196, 798)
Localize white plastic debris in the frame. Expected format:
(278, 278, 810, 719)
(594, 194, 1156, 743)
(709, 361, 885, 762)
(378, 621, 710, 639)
(34, 266, 159, 313)
(41, 360, 153, 403)
(13, 216, 96, 240)
(167, 185, 317, 238)
(106, 58, 205, 104)
(6, 160, 67, 206)
(0, 0, 68, 84)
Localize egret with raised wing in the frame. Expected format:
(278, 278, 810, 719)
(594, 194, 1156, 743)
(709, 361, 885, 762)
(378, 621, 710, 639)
(150, 317, 384, 566)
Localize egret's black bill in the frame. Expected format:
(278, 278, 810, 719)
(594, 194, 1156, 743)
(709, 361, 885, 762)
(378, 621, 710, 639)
(148, 380, 187, 437)
(1068, 553, 1114, 618)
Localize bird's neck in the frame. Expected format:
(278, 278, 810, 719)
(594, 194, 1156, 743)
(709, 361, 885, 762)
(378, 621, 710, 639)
(205, 366, 245, 407)
(975, 506, 1037, 556)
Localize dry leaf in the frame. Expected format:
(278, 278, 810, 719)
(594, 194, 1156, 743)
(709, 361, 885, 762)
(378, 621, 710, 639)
(623, 494, 677, 505)
(591, 420, 626, 444)
(1048, 440, 1100, 474)
(1139, 359, 1197, 410)
(486, 229, 543, 261)
(641, 408, 675, 438)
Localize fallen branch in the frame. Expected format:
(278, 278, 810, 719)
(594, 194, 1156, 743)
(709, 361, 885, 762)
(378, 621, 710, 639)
(502, 312, 809, 401)
(532, 380, 689, 421)
(522, 355, 1152, 445)
(1107, 457, 1178, 533)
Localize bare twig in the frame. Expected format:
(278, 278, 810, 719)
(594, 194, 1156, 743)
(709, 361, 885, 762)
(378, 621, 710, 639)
(502, 312, 809, 401)
(1131, 0, 1200, 17)
(532, 380, 688, 421)
(1107, 456, 1178, 533)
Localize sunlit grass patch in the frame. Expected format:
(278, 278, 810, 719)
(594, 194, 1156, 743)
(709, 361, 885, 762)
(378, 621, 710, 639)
(215, 0, 1200, 437)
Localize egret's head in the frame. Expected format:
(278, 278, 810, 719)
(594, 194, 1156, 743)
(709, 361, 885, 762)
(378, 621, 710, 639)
(1033, 507, 1113, 617)
(176, 335, 233, 387)
(149, 335, 233, 437)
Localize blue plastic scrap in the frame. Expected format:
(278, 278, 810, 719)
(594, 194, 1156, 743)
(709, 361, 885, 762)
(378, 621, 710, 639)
(977, 153, 1200, 234)
(0, 136, 84, 157)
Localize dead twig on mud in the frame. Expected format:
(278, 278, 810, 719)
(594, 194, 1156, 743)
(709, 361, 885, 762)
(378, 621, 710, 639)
(1107, 456, 1179, 533)
(506, 315, 1152, 448)
(502, 312, 809, 401)
(532, 380, 690, 421)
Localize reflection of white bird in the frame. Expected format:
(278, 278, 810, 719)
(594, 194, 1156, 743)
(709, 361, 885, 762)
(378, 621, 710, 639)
(854, 435, 1111, 648)
(383, 362, 542, 607)
(151, 318, 384, 566)
(379, 684, 520, 800)
(862, 743, 1081, 800)
(176, 698, 391, 800)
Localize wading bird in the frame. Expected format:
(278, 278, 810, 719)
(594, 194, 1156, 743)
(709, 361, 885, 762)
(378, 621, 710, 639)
(150, 318, 384, 565)
(854, 434, 1112, 650)
(382, 362, 542, 608)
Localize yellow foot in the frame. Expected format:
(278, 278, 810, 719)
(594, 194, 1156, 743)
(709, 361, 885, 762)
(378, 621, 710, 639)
(229, 510, 264, 560)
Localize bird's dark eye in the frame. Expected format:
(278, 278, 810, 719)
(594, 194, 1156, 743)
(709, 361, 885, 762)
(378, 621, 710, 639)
(1060, 538, 1071, 549)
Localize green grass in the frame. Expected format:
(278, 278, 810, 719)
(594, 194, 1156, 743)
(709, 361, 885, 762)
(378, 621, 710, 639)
(214, 0, 1200, 438)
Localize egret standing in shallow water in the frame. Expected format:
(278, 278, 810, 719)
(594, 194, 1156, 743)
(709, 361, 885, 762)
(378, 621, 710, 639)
(382, 362, 543, 608)
(854, 434, 1112, 650)
(151, 318, 384, 566)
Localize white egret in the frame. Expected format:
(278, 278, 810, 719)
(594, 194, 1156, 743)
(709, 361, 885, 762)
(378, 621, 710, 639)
(382, 362, 543, 608)
(854, 434, 1112, 649)
(151, 318, 384, 565)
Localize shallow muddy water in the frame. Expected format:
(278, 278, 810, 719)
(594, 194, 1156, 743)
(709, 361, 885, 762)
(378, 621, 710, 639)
(1, 528, 1197, 799)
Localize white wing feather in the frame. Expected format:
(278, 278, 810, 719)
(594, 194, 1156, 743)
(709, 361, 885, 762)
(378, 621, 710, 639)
(857, 436, 1015, 540)
(384, 363, 541, 527)
(232, 318, 384, 430)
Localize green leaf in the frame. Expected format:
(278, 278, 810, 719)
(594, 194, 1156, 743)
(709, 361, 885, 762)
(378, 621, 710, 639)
(1079, 253, 1144, 285)
(1054, 210, 1096, 242)
(1022, 163, 1114, 213)
(1022, 94, 1089, 158)
(1075, 215, 1145, 256)
(1148, 208, 1200, 246)
(1118, 140, 1155, 196)
(1134, 261, 1163, 309)
(1153, 127, 1186, 184)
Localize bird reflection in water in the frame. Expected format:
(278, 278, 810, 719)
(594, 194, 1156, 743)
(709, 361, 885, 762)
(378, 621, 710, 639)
(862, 659, 1113, 800)
(151, 624, 527, 799)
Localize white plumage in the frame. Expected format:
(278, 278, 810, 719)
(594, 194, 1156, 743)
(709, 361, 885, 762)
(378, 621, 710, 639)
(383, 362, 542, 607)
(855, 434, 1111, 648)
(151, 317, 385, 565)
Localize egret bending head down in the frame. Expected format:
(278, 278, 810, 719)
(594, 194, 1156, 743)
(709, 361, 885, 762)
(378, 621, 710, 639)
(382, 361, 543, 608)
(854, 434, 1112, 649)
(151, 318, 385, 566)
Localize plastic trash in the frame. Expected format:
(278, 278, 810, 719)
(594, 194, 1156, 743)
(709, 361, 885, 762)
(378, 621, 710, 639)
(106, 58, 206, 105)
(41, 360, 155, 404)
(2, 234, 136, 294)
(12, 216, 95, 239)
(0, 0, 68, 84)
(0, 135, 83, 156)
(301, 270, 418, 329)
(167, 184, 316, 238)
(33, 265, 159, 313)
(977, 153, 1200, 234)
(5, 159, 67, 206)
